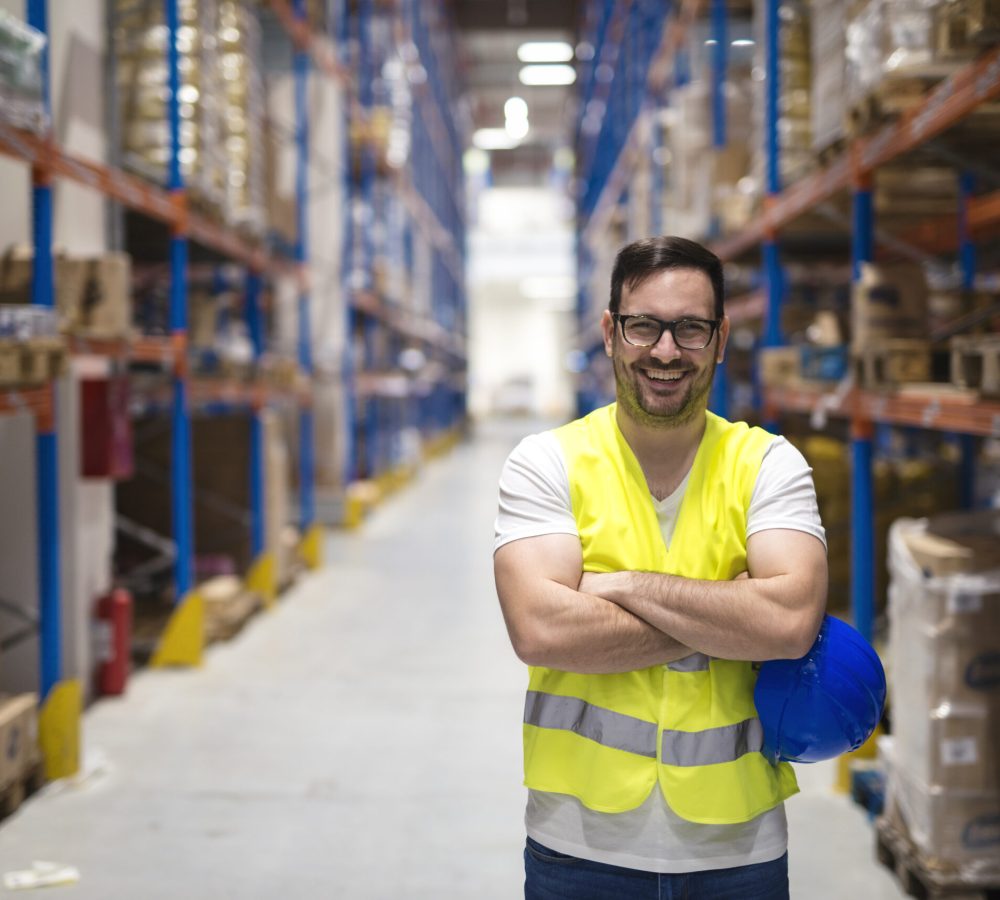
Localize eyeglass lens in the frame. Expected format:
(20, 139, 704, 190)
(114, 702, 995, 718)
(621, 317, 714, 349)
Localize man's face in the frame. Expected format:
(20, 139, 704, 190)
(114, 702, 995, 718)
(601, 268, 729, 429)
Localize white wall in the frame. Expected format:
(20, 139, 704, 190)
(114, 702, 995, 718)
(467, 186, 575, 421)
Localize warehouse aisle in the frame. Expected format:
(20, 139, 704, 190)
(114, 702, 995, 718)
(0, 419, 904, 899)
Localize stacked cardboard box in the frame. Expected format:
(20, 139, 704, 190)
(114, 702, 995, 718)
(0, 247, 132, 340)
(0, 10, 47, 133)
(886, 512, 1000, 880)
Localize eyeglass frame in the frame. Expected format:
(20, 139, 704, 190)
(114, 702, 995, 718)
(611, 313, 723, 350)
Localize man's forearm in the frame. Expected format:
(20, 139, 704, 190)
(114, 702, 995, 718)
(508, 580, 694, 674)
(582, 570, 824, 661)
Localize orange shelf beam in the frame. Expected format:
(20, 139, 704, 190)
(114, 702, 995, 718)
(727, 289, 767, 324)
(765, 384, 1000, 438)
(0, 385, 52, 423)
(713, 45, 1000, 260)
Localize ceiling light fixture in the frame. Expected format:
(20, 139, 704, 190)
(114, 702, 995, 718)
(732, 39, 755, 47)
(519, 64, 576, 86)
(504, 96, 529, 121)
(472, 128, 519, 150)
(517, 41, 574, 63)
(505, 117, 529, 140)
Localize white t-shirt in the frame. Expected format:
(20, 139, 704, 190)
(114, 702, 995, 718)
(494, 427, 826, 874)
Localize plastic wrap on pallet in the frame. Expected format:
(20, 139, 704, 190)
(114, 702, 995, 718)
(217, 1, 265, 235)
(0, 10, 47, 133)
(885, 514, 1000, 877)
(113, 0, 226, 213)
(809, 0, 847, 153)
(752, 0, 813, 190)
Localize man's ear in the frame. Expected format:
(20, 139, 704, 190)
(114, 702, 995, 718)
(601, 309, 615, 357)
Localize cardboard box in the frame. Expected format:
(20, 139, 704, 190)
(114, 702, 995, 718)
(851, 262, 929, 351)
(758, 346, 801, 387)
(0, 694, 39, 788)
(887, 756, 1000, 876)
(894, 705, 1000, 793)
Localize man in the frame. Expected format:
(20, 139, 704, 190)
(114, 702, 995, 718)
(493, 236, 828, 899)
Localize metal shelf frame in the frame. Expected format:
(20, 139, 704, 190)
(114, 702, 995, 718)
(571, 1, 1000, 641)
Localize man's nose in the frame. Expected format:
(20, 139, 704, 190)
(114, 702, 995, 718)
(649, 328, 682, 361)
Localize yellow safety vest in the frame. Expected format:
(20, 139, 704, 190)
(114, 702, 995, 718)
(522, 403, 799, 824)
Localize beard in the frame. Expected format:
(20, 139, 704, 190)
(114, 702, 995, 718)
(613, 347, 717, 429)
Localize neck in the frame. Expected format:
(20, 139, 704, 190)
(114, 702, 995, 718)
(615, 404, 708, 498)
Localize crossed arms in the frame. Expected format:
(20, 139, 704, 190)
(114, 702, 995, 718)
(493, 529, 828, 674)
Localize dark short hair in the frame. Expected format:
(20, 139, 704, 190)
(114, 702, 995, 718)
(609, 236, 724, 318)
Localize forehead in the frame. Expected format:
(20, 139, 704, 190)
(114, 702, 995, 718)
(620, 268, 714, 318)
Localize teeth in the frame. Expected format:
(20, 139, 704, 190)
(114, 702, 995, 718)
(645, 370, 684, 381)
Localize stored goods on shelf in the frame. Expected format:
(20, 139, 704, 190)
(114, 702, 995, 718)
(113, 0, 266, 231)
(0, 694, 40, 791)
(851, 261, 929, 351)
(0, 11, 46, 134)
(759, 345, 802, 387)
(0, 247, 132, 339)
(753, 0, 813, 186)
(113, 0, 227, 214)
(852, 338, 932, 389)
(886, 513, 1000, 879)
(951, 334, 1000, 397)
(810, 0, 848, 153)
(845, 0, 977, 136)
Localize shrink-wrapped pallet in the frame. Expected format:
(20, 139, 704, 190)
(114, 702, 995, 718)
(810, 0, 847, 153)
(751, 0, 813, 190)
(0, 10, 47, 133)
(886, 513, 1000, 878)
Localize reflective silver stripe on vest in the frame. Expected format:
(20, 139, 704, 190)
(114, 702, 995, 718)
(524, 691, 658, 759)
(666, 653, 711, 672)
(661, 717, 764, 767)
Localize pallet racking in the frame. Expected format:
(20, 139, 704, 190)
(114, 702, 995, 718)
(0, 0, 467, 777)
(572, 0, 1000, 642)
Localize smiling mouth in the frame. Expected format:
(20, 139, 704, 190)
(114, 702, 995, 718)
(642, 368, 688, 383)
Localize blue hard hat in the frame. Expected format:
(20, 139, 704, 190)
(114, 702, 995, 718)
(753, 614, 886, 765)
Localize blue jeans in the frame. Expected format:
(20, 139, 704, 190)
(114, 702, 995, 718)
(524, 837, 789, 900)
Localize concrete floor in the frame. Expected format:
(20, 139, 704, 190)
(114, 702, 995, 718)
(0, 418, 906, 898)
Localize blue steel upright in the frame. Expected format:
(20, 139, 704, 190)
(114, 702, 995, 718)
(245, 271, 265, 557)
(294, 0, 315, 528)
(166, 0, 194, 599)
(338, 0, 357, 483)
(759, 0, 784, 433)
(709, 0, 730, 419)
(27, 0, 61, 699)
(958, 171, 977, 508)
(851, 182, 875, 642)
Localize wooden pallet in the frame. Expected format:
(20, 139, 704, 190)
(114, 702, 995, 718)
(853, 340, 932, 388)
(202, 576, 261, 643)
(951, 335, 1000, 398)
(876, 817, 1000, 900)
(0, 758, 45, 822)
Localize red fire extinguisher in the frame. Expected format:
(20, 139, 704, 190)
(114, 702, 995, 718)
(94, 588, 132, 696)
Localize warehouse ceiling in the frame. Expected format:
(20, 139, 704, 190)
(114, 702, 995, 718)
(449, 0, 581, 185)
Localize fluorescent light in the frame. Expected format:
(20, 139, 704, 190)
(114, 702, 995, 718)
(504, 96, 528, 121)
(519, 64, 576, 86)
(732, 38, 755, 47)
(704, 39, 718, 46)
(473, 128, 519, 150)
(517, 41, 573, 63)
(505, 117, 529, 140)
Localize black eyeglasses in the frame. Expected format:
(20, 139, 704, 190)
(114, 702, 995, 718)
(612, 314, 721, 350)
